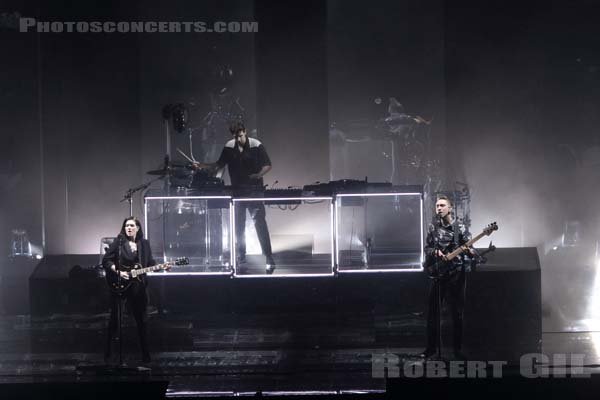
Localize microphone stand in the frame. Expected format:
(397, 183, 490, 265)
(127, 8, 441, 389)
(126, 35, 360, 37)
(470, 242, 496, 272)
(120, 176, 163, 216)
(116, 235, 126, 367)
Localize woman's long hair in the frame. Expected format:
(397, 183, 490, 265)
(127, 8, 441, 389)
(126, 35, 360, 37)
(119, 216, 143, 242)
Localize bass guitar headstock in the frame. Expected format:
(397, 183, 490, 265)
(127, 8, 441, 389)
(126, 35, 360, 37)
(483, 222, 498, 236)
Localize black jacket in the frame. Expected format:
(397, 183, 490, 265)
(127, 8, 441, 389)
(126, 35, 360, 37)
(424, 219, 471, 273)
(102, 235, 156, 274)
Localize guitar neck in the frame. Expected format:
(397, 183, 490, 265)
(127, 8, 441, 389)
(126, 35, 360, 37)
(446, 231, 487, 261)
(131, 263, 169, 277)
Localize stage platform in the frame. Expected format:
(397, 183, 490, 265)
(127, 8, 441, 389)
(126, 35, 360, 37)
(0, 328, 597, 398)
(1, 247, 592, 398)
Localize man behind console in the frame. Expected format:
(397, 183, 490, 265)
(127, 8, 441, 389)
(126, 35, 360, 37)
(193, 122, 275, 274)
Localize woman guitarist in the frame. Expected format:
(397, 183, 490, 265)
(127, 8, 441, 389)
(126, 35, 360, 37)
(102, 216, 156, 364)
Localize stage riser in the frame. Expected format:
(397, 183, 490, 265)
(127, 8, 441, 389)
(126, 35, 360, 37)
(0, 382, 168, 400)
(388, 376, 600, 398)
(0, 257, 39, 314)
(29, 255, 108, 317)
(26, 249, 540, 361)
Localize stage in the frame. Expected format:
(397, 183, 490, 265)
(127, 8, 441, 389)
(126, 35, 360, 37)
(1, 247, 581, 398)
(2, 1, 599, 397)
(0, 319, 597, 398)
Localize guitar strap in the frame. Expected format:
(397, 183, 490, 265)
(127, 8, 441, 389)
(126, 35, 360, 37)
(115, 235, 125, 295)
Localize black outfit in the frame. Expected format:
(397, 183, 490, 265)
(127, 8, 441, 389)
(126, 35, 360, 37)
(216, 137, 274, 263)
(423, 218, 471, 356)
(102, 236, 156, 362)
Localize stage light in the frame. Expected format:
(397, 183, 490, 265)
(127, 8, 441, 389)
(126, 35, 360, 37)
(29, 244, 43, 260)
(561, 220, 581, 247)
(9, 229, 32, 258)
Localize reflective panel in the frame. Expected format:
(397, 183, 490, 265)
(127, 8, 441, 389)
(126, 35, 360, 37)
(232, 197, 335, 277)
(336, 192, 423, 273)
(144, 191, 232, 274)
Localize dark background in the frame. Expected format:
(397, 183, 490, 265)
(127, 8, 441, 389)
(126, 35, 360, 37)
(0, 0, 598, 331)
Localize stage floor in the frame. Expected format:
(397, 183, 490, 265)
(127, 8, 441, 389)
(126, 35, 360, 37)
(0, 311, 595, 397)
(0, 247, 577, 397)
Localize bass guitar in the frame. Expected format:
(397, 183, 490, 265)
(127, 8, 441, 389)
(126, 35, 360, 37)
(107, 257, 189, 294)
(425, 222, 498, 277)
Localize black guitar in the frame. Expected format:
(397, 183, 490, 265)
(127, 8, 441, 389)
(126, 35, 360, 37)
(425, 222, 498, 277)
(107, 257, 189, 294)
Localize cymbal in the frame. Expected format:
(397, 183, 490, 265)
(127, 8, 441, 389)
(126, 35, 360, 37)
(146, 168, 167, 176)
(146, 163, 188, 176)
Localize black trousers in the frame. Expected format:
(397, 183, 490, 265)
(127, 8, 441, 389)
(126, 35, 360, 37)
(235, 202, 273, 258)
(425, 270, 466, 352)
(106, 279, 149, 357)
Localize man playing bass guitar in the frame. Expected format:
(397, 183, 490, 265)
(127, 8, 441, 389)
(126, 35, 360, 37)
(421, 195, 472, 360)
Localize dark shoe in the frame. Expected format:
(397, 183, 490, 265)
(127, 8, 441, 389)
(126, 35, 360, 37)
(266, 256, 276, 275)
(419, 348, 436, 358)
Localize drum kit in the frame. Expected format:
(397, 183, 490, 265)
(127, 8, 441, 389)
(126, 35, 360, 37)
(121, 130, 225, 216)
(144, 156, 222, 191)
(330, 97, 439, 185)
(146, 64, 241, 193)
